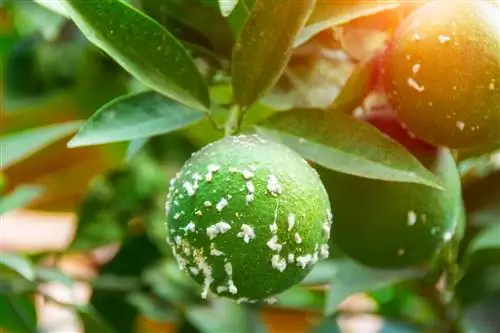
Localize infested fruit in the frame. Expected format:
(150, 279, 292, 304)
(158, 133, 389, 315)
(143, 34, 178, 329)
(383, 0, 500, 149)
(165, 134, 331, 301)
(320, 113, 462, 268)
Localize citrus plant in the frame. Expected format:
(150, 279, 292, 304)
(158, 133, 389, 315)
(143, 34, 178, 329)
(1, 1, 499, 333)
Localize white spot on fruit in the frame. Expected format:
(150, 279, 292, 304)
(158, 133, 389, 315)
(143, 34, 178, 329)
(438, 34, 451, 44)
(398, 248, 405, 256)
(241, 170, 254, 180)
(407, 77, 425, 92)
(206, 221, 231, 240)
(237, 224, 256, 243)
(267, 235, 283, 252)
(287, 253, 295, 263)
(287, 213, 295, 231)
(267, 175, 282, 196)
(456, 121, 465, 131)
(319, 244, 329, 259)
(217, 286, 228, 293)
(294, 233, 302, 244)
(216, 198, 228, 211)
(210, 243, 224, 256)
(412, 63, 420, 74)
(207, 164, 221, 172)
(204, 201, 212, 207)
(407, 211, 417, 226)
(443, 230, 453, 242)
(185, 221, 196, 233)
(271, 254, 287, 272)
(296, 254, 313, 269)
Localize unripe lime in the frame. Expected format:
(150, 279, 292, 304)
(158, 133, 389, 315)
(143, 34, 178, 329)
(383, 0, 500, 149)
(165, 134, 331, 301)
(321, 113, 462, 268)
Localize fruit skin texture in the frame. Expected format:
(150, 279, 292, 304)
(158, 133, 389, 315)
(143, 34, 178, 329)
(165, 134, 331, 301)
(383, 0, 500, 149)
(321, 113, 462, 269)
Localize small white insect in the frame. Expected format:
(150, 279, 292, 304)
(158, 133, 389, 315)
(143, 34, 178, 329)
(294, 233, 302, 244)
(296, 254, 313, 269)
(183, 181, 196, 197)
(237, 224, 256, 243)
(287, 213, 295, 231)
(267, 235, 283, 252)
(216, 198, 229, 211)
(407, 211, 417, 226)
(271, 254, 287, 272)
(241, 170, 254, 180)
(267, 175, 282, 196)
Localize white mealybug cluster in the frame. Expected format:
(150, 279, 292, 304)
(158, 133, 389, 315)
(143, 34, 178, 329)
(267, 174, 282, 196)
(237, 224, 256, 243)
(206, 221, 231, 240)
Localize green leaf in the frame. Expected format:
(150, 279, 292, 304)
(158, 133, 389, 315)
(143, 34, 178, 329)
(90, 234, 162, 333)
(328, 54, 378, 114)
(34, 267, 74, 287)
(0, 254, 35, 281)
(380, 321, 421, 333)
(295, 0, 399, 46)
(142, 260, 199, 304)
(34, 0, 69, 17)
(225, 0, 250, 36)
(231, 0, 316, 108)
(126, 292, 179, 322)
(125, 137, 150, 162)
(301, 260, 337, 286)
(1, 121, 82, 169)
(274, 286, 324, 310)
(467, 224, 500, 257)
(255, 109, 444, 189)
(0, 295, 37, 333)
(62, 0, 210, 110)
(185, 298, 248, 333)
(324, 259, 422, 315)
(67, 91, 206, 147)
(76, 306, 117, 333)
(0, 185, 44, 214)
(141, 0, 235, 58)
(311, 319, 342, 333)
(219, 0, 240, 17)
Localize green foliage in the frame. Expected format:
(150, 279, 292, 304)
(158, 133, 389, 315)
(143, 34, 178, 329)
(0, 295, 37, 333)
(62, 0, 210, 110)
(323, 259, 423, 315)
(67, 91, 207, 147)
(256, 109, 443, 189)
(3, 1, 500, 332)
(1, 121, 82, 168)
(231, 0, 316, 108)
(0, 185, 44, 214)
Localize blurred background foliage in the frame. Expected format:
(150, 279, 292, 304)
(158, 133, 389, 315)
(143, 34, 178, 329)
(1, 1, 499, 333)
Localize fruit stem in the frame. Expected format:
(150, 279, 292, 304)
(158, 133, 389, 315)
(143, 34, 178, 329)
(224, 105, 243, 136)
(417, 242, 466, 333)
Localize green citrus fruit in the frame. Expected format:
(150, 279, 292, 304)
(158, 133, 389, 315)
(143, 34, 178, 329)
(383, 0, 500, 149)
(165, 134, 331, 301)
(320, 113, 462, 268)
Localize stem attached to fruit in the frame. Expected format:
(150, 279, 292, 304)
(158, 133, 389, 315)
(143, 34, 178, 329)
(417, 241, 466, 333)
(224, 105, 244, 136)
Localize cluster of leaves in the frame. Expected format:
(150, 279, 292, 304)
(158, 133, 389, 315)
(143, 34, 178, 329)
(1, 1, 499, 333)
